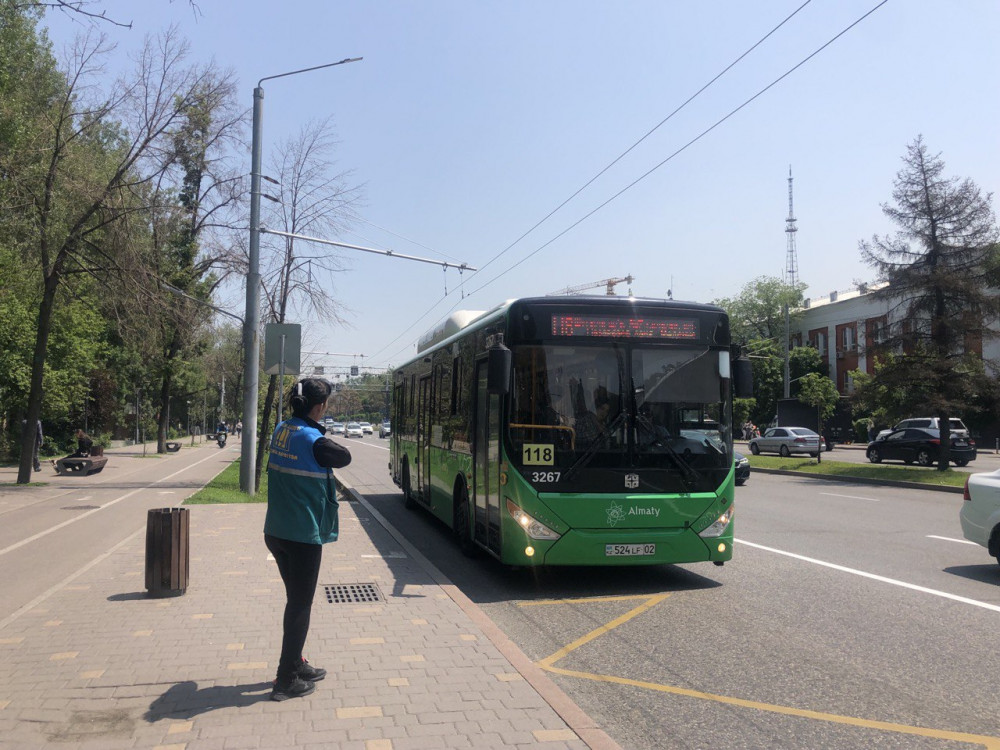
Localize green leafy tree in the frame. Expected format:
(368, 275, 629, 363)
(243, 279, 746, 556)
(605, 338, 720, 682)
(715, 276, 805, 345)
(860, 137, 1000, 470)
(4, 24, 236, 482)
(797, 373, 839, 463)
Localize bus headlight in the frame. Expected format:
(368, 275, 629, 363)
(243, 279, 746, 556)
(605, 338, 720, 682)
(698, 505, 734, 538)
(506, 499, 561, 541)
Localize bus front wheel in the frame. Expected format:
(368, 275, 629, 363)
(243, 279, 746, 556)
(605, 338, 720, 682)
(454, 486, 476, 558)
(401, 461, 417, 510)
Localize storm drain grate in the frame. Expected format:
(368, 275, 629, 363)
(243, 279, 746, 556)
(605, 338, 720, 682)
(323, 583, 383, 604)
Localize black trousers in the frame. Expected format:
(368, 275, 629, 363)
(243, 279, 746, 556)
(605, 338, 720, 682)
(264, 534, 323, 682)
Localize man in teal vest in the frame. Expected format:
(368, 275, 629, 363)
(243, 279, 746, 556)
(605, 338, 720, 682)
(265, 378, 351, 701)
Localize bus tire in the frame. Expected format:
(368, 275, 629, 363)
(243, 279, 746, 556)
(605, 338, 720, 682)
(454, 485, 476, 558)
(401, 461, 416, 510)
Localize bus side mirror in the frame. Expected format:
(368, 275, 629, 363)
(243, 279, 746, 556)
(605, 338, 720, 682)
(487, 345, 511, 395)
(733, 358, 753, 399)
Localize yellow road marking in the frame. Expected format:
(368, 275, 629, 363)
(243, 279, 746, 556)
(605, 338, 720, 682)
(522, 594, 1000, 749)
(535, 594, 669, 670)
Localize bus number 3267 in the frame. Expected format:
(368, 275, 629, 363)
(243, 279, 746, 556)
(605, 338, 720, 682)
(531, 471, 561, 483)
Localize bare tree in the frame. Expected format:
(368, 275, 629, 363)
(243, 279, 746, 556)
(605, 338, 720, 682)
(252, 118, 364, 487)
(17, 0, 200, 29)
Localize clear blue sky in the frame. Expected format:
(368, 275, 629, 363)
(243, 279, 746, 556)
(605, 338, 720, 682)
(43, 1, 1000, 373)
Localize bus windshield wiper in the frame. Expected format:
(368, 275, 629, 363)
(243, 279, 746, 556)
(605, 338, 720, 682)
(564, 410, 627, 482)
(634, 413, 701, 489)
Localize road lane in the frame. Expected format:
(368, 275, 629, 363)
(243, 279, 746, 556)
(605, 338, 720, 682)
(338, 442, 1000, 749)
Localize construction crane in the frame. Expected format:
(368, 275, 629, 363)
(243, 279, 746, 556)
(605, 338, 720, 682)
(547, 275, 635, 297)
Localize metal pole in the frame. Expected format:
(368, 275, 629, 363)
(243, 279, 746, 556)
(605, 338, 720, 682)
(241, 85, 264, 495)
(241, 58, 361, 496)
(278, 333, 286, 424)
(783, 303, 790, 398)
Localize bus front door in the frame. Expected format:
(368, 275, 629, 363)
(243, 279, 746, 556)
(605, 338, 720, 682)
(474, 361, 501, 554)
(417, 375, 431, 506)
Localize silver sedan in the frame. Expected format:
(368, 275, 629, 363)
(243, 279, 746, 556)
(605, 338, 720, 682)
(749, 427, 821, 457)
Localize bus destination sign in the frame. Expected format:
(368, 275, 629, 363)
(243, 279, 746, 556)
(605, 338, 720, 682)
(551, 314, 699, 339)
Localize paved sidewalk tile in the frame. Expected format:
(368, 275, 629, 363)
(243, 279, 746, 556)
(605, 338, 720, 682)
(0, 490, 603, 749)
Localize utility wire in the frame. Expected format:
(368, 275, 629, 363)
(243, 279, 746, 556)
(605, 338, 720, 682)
(470, 0, 815, 280)
(460, 0, 890, 299)
(373, 0, 889, 363)
(364, 4, 816, 363)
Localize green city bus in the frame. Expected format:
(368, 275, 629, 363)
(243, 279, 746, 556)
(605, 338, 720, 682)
(388, 295, 752, 567)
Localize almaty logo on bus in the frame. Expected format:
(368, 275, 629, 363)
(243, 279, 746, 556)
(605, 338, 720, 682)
(606, 501, 626, 527)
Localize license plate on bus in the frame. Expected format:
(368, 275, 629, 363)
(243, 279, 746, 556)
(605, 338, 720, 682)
(605, 543, 655, 557)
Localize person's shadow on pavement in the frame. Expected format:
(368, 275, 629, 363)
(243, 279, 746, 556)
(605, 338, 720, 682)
(145, 680, 272, 721)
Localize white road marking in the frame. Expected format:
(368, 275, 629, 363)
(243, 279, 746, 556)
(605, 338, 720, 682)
(736, 538, 1000, 613)
(0, 449, 224, 557)
(926, 534, 977, 545)
(819, 492, 879, 502)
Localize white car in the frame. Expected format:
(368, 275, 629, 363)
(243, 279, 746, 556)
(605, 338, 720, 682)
(359, 421, 373, 435)
(960, 469, 1000, 565)
(345, 422, 364, 438)
(877, 417, 969, 441)
(331, 422, 345, 435)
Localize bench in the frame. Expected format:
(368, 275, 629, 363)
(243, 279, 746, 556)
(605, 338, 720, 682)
(54, 455, 108, 475)
(165, 442, 181, 452)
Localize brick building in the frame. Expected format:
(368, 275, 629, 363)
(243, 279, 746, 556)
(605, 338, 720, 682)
(789, 283, 999, 437)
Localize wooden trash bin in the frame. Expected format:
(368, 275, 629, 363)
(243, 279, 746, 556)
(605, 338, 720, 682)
(145, 507, 189, 597)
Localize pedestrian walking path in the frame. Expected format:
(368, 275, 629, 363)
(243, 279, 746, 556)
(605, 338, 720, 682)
(0, 455, 619, 750)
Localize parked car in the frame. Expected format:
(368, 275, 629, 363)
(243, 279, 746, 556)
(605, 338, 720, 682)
(345, 422, 364, 438)
(866, 427, 976, 467)
(734, 451, 749, 486)
(331, 422, 345, 435)
(748, 427, 821, 457)
(960, 469, 1000, 565)
(379, 421, 392, 438)
(876, 417, 969, 441)
(359, 421, 373, 435)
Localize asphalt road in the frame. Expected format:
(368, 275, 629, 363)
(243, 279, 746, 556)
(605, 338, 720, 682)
(339, 436, 1000, 750)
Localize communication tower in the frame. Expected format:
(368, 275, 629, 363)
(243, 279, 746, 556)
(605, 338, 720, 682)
(785, 166, 798, 287)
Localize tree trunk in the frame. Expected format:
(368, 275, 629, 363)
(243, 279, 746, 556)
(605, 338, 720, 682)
(17, 274, 60, 483)
(157, 371, 173, 453)
(254, 374, 278, 490)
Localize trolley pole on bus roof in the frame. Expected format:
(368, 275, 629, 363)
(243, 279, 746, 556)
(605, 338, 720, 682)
(241, 57, 362, 496)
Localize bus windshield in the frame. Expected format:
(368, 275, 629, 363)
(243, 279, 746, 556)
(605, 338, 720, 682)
(509, 343, 731, 491)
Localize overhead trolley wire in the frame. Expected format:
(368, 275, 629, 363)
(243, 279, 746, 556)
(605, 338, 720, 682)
(470, 0, 815, 280)
(372, 0, 889, 364)
(460, 0, 890, 300)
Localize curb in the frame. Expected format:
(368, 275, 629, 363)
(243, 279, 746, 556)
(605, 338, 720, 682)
(749, 466, 964, 494)
(339, 481, 623, 750)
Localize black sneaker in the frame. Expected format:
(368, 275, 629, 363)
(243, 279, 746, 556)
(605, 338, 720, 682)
(270, 676, 315, 701)
(297, 658, 326, 682)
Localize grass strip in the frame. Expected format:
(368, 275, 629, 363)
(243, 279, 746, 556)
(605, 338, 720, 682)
(747, 454, 969, 488)
(185, 459, 268, 504)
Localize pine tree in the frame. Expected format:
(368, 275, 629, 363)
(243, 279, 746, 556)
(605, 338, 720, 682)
(860, 136, 999, 470)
